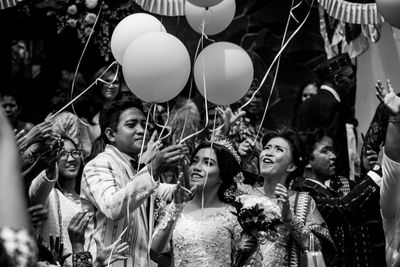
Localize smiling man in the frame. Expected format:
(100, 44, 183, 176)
(292, 128, 385, 267)
(81, 98, 187, 267)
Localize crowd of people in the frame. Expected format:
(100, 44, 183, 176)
(0, 52, 399, 267)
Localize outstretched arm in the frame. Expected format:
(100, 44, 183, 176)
(375, 79, 400, 219)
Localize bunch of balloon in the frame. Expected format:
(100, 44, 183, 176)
(185, 0, 236, 35)
(111, 13, 191, 103)
(194, 42, 254, 105)
(376, 0, 400, 28)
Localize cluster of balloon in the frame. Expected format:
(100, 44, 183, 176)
(185, 0, 236, 35)
(186, 0, 254, 106)
(376, 0, 400, 28)
(111, 13, 191, 103)
(194, 42, 254, 105)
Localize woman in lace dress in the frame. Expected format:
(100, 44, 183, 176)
(238, 128, 335, 266)
(151, 137, 254, 266)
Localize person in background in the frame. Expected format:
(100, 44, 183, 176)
(79, 65, 122, 143)
(292, 128, 385, 266)
(230, 81, 265, 185)
(291, 81, 320, 126)
(29, 136, 84, 267)
(295, 54, 354, 178)
(0, 90, 33, 132)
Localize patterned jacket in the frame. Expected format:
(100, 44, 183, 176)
(81, 145, 175, 267)
(292, 175, 383, 266)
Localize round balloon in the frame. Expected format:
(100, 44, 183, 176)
(194, 42, 254, 105)
(376, 0, 400, 27)
(111, 13, 166, 64)
(187, 0, 223, 8)
(185, 0, 235, 35)
(122, 32, 191, 103)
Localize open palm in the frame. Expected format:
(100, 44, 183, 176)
(376, 79, 400, 115)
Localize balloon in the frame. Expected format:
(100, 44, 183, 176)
(122, 32, 191, 103)
(187, 0, 223, 8)
(111, 13, 166, 64)
(376, 0, 400, 27)
(194, 42, 254, 105)
(185, 0, 236, 35)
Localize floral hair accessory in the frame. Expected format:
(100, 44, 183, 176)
(210, 135, 241, 164)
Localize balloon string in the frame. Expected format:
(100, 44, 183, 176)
(238, 0, 314, 112)
(179, 12, 209, 145)
(252, 0, 315, 145)
(179, 46, 210, 145)
(290, 0, 302, 23)
(154, 102, 171, 142)
(69, 2, 104, 124)
(137, 104, 153, 174)
(106, 227, 128, 267)
(49, 61, 118, 120)
(195, 109, 217, 242)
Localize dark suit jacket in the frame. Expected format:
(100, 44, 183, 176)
(292, 176, 384, 267)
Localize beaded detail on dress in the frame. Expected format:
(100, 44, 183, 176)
(172, 205, 241, 267)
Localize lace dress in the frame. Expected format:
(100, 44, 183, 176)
(238, 188, 334, 267)
(171, 205, 241, 267)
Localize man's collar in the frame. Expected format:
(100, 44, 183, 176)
(321, 84, 341, 103)
(305, 178, 328, 189)
(105, 144, 136, 165)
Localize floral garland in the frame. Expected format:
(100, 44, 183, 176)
(47, 0, 138, 61)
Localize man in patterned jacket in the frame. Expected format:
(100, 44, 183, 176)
(81, 98, 188, 267)
(292, 128, 385, 267)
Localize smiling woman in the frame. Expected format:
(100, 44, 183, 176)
(29, 136, 84, 267)
(236, 127, 335, 266)
(150, 136, 252, 267)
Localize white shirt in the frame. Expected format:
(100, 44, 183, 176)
(381, 150, 400, 266)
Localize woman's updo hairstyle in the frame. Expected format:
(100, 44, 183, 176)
(191, 136, 241, 203)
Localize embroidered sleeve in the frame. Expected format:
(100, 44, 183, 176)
(72, 251, 92, 267)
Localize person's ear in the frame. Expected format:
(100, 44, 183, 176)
(286, 163, 297, 173)
(104, 127, 116, 143)
(333, 74, 341, 85)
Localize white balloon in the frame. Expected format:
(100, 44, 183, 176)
(187, 0, 223, 8)
(194, 42, 254, 105)
(111, 13, 166, 64)
(185, 0, 236, 35)
(122, 32, 191, 103)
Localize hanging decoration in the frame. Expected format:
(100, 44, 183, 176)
(316, 0, 384, 59)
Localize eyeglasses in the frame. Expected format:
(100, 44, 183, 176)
(58, 149, 82, 160)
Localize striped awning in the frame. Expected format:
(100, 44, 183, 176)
(318, 0, 384, 25)
(133, 0, 184, 16)
(0, 0, 23, 10)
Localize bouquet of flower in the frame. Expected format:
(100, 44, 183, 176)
(231, 200, 283, 267)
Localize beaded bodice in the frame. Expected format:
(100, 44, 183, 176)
(172, 205, 241, 267)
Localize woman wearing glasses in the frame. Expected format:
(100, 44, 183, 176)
(29, 136, 85, 267)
